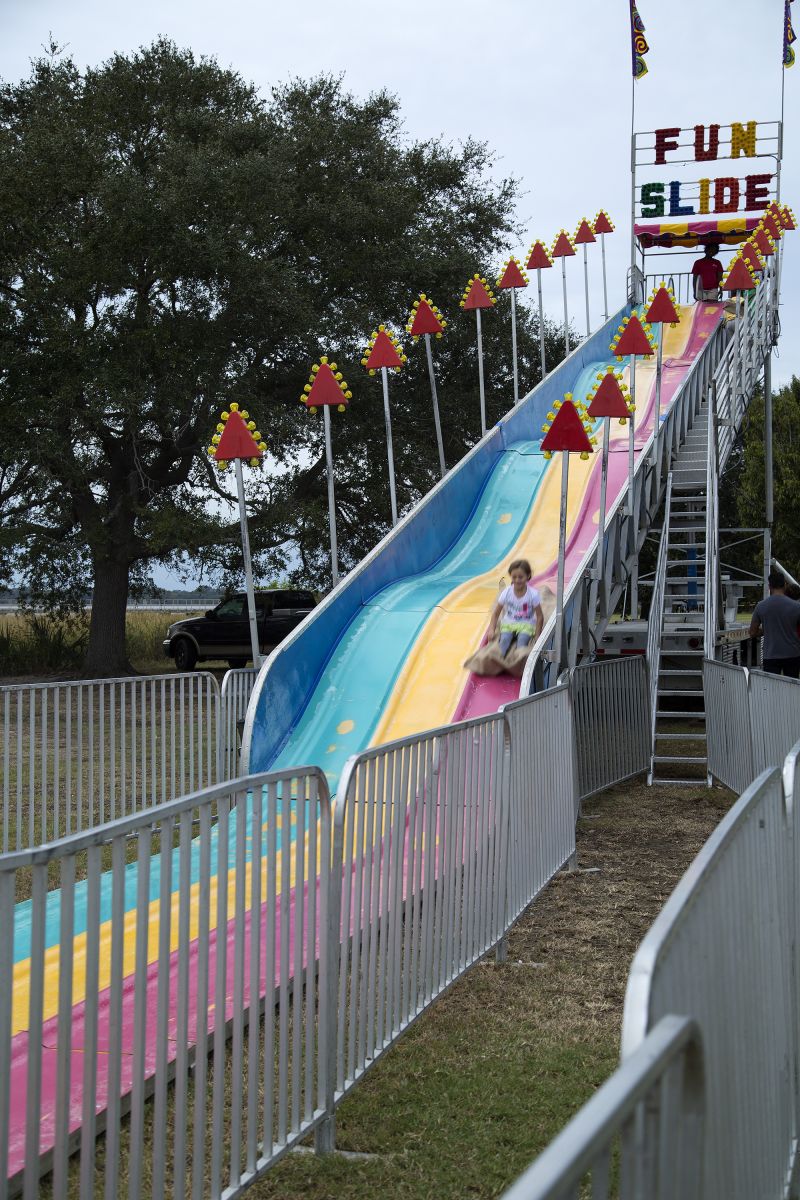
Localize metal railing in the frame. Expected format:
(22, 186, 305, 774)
(704, 388, 720, 658)
(645, 271, 694, 304)
(0, 672, 219, 852)
(704, 659, 800, 790)
(0, 766, 332, 1198)
(622, 766, 795, 1200)
(646, 474, 672, 775)
(219, 666, 260, 781)
(500, 1015, 705, 1200)
(0, 668, 260, 851)
(568, 657, 650, 801)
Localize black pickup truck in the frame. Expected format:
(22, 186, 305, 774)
(163, 589, 316, 670)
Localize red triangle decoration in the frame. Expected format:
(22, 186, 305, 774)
(645, 285, 680, 325)
(573, 218, 596, 245)
(753, 226, 776, 257)
(740, 241, 764, 274)
(593, 210, 615, 235)
(611, 314, 656, 358)
(362, 327, 405, 373)
(587, 371, 632, 419)
(541, 398, 594, 456)
(526, 240, 553, 270)
(781, 206, 796, 231)
(551, 231, 575, 258)
(497, 257, 528, 289)
(721, 256, 757, 292)
(762, 212, 783, 241)
(407, 295, 446, 338)
(460, 275, 496, 311)
(300, 359, 352, 412)
(209, 406, 266, 468)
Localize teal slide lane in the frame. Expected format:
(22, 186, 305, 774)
(270, 439, 547, 789)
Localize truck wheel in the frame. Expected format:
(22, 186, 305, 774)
(173, 639, 197, 671)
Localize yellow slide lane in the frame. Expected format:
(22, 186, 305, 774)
(371, 309, 694, 744)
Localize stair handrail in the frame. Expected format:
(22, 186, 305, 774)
(704, 381, 720, 659)
(647, 472, 673, 755)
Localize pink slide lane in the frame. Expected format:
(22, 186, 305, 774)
(452, 302, 723, 722)
(7, 874, 318, 1183)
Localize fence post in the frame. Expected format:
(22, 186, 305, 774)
(315, 780, 344, 1155)
(495, 717, 513, 964)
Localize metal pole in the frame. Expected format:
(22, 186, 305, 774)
(596, 416, 611, 592)
(561, 257, 570, 357)
(476, 307, 487, 437)
(600, 231, 609, 321)
(424, 333, 446, 478)
(537, 268, 547, 380)
(583, 243, 591, 337)
(381, 366, 398, 526)
(733, 290, 741, 412)
(765, 347, 773, 527)
(554, 451, 570, 671)
(323, 404, 339, 586)
(628, 355, 636, 514)
(510, 286, 519, 405)
(234, 458, 261, 668)
(653, 329, 663, 463)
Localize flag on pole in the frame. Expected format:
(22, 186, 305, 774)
(629, 1, 650, 78)
(785, 0, 796, 67)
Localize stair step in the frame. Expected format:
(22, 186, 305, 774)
(656, 710, 706, 719)
(651, 776, 710, 787)
(659, 668, 703, 676)
(658, 688, 705, 697)
(655, 732, 707, 741)
(653, 755, 708, 765)
(659, 649, 704, 657)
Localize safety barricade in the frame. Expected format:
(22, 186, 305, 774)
(500, 1016, 705, 1200)
(219, 666, 261, 781)
(0, 767, 332, 1198)
(748, 668, 800, 777)
(569, 656, 650, 801)
(702, 659, 753, 793)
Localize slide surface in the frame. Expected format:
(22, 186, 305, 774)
(6, 301, 724, 1184)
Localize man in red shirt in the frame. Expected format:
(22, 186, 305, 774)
(692, 241, 723, 301)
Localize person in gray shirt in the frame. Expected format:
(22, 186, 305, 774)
(749, 570, 800, 677)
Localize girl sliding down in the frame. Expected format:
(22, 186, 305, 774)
(488, 559, 544, 655)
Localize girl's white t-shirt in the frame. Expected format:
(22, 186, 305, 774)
(499, 584, 541, 626)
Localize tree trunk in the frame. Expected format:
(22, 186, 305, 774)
(83, 556, 132, 677)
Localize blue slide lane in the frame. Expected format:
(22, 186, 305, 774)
(270, 440, 548, 788)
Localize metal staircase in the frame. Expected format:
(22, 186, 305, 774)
(648, 416, 710, 785)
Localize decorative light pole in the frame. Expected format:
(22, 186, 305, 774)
(644, 284, 681, 463)
(550, 230, 576, 358)
(407, 294, 447, 477)
(573, 218, 596, 338)
(610, 312, 657, 515)
(526, 239, 553, 381)
(496, 256, 529, 405)
(362, 325, 407, 526)
(592, 210, 615, 323)
(299, 356, 352, 587)
(540, 395, 595, 673)
(460, 274, 497, 437)
(586, 369, 633, 602)
(207, 404, 268, 667)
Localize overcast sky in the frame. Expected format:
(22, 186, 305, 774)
(2, 0, 798, 586)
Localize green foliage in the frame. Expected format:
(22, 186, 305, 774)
(0, 40, 563, 672)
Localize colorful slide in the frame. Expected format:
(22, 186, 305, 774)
(244, 300, 723, 789)
(7, 300, 724, 1186)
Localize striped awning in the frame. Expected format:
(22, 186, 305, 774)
(635, 216, 761, 248)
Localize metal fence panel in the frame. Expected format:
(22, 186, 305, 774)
(0, 766, 331, 1198)
(569, 657, 650, 801)
(748, 669, 800, 778)
(703, 659, 753, 792)
(499, 1015, 705, 1200)
(622, 768, 794, 1200)
(219, 667, 261, 781)
(502, 686, 577, 927)
(330, 711, 509, 1100)
(0, 672, 220, 852)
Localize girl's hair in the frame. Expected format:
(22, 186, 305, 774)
(508, 558, 532, 578)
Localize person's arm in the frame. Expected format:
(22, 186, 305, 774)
(533, 603, 544, 640)
(691, 262, 701, 300)
(487, 600, 503, 639)
(749, 608, 763, 639)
